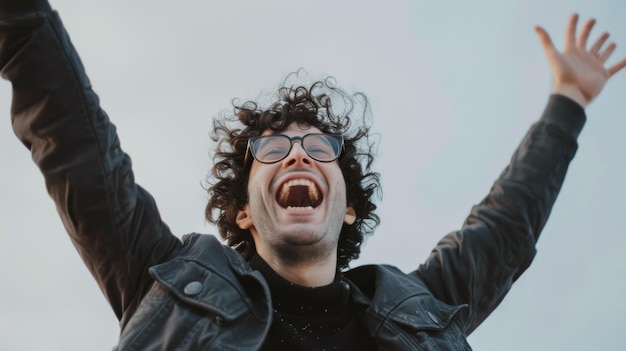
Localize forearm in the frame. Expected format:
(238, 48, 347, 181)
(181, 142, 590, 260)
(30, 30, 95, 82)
(0, 3, 181, 320)
(474, 94, 585, 241)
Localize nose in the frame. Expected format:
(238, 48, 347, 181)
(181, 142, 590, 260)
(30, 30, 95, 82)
(281, 140, 313, 168)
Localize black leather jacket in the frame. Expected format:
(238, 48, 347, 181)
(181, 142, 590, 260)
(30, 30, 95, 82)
(0, 2, 586, 350)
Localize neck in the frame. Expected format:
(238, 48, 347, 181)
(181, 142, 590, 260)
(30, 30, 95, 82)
(256, 247, 337, 287)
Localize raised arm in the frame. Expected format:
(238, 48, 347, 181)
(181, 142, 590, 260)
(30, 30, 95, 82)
(413, 14, 626, 334)
(0, 0, 182, 324)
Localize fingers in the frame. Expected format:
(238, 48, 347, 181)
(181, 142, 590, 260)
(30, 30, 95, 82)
(608, 56, 626, 77)
(540, 13, 626, 80)
(565, 13, 579, 49)
(599, 43, 616, 62)
(590, 32, 610, 55)
(577, 18, 596, 49)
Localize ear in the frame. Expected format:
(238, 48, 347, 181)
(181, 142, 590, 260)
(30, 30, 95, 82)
(236, 205, 254, 230)
(344, 206, 356, 225)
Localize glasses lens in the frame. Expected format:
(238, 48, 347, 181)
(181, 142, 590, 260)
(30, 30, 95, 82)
(303, 134, 342, 162)
(250, 134, 343, 163)
(251, 135, 291, 163)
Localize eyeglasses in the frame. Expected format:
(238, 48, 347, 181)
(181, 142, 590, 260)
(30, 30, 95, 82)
(246, 133, 344, 164)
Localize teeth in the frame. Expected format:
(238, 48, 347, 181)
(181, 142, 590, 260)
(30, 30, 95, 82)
(286, 206, 314, 211)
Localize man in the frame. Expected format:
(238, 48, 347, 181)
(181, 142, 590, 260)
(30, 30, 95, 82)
(1, 1, 625, 350)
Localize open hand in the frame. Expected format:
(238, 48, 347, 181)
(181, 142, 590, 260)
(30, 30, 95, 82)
(535, 14, 626, 107)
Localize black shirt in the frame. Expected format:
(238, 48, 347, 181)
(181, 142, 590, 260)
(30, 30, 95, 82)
(251, 255, 378, 351)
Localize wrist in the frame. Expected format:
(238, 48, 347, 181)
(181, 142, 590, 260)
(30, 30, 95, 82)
(551, 84, 587, 108)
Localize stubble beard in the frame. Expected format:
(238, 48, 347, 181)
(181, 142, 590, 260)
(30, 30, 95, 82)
(271, 227, 339, 267)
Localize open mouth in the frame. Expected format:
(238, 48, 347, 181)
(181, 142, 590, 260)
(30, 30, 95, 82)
(276, 179, 323, 210)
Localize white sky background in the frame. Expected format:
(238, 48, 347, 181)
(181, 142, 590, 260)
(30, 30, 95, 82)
(1, 0, 625, 350)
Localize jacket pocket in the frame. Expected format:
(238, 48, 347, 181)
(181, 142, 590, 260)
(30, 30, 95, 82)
(378, 295, 472, 350)
(149, 259, 252, 320)
(117, 259, 263, 351)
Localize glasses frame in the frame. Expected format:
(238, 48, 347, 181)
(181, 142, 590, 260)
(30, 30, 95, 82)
(245, 133, 344, 164)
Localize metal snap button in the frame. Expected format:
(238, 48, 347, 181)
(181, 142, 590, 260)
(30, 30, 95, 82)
(426, 311, 440, 325)
(215, 315, 225, 326)
(183, 281, 203, 296)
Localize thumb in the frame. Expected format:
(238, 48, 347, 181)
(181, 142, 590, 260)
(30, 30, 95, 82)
(534, 26, 558, 58)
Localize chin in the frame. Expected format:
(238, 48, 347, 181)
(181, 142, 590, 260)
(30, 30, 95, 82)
(274, 235, 336, 264)
(280, 228, 326, 246)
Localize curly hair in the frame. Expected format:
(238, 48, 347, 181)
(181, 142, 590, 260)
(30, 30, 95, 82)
(205, 74, 380, 269)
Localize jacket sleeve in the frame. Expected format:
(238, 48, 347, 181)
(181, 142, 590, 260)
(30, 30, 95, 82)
(0, 1, 183, 324)
(413, 94, 586, 334)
